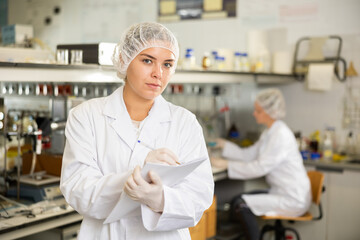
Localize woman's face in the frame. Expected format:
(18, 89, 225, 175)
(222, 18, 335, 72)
(125, 47, 176, 101)
(253, 101, 273, 125)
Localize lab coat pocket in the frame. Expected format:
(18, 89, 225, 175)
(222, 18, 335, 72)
(125, 216, 184, 239)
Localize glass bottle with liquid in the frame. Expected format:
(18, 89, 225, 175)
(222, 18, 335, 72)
(346, 131, 356, 156)
(323, 130, 333, 162)
(202, 52, 211, 70)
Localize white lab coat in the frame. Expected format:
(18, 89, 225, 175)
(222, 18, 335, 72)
(60, 86, 214, 239)
(223, 120, 311, 217)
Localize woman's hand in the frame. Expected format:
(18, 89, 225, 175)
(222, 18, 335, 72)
(214, 138, 227, 149)
(145, 148, 179, 165)
(210, 157, 229, 169)
(124, 166, 164, 212)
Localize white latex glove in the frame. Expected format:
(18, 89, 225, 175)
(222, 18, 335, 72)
(211, 157, 229, 169)
(214, 138, 227, 149)
(124, 166, 164, 213)
(145, 148, 179, 166)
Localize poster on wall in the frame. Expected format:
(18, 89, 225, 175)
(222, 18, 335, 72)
(158, 0, 236, 22)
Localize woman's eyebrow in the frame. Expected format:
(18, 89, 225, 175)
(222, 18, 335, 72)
(139, 53, 175, 62)
(139, 53, 156, 60)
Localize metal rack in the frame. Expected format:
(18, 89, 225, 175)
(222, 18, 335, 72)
(293, 35, 347, 82)
(2, 108, 45, 199)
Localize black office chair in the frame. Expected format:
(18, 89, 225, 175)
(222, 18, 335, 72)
(259, 171, 325, 240)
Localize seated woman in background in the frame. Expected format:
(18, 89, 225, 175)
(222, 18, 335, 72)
(211, 88, 311, 240)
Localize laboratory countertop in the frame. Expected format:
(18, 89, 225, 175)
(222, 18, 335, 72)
(0, 166, 227, 239)
(0, 198, 82, 240)
(303, 158, 360, 172)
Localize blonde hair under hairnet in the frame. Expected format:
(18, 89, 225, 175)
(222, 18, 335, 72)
(256, 88, 286, 120)
(112, 22, 179, 79)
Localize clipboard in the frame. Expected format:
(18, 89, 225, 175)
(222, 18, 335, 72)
(104, 157, 207, 224)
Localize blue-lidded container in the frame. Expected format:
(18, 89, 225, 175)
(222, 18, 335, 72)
(300, 150, 310, 160)
(311, 152, 321, 161)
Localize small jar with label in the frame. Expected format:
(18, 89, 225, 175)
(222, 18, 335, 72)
(183, 53, 193, 70)
(202, 52, 211, 70)
(182, 48, 196, 70)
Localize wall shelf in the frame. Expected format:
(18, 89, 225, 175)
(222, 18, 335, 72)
(0, 62, 295, 84)
(172, 70, 294, 84)
(0, 62, 119, 83)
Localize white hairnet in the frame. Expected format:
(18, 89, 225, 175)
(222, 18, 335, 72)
(112, 22, 179, 79)
(256, 88, 286, 119)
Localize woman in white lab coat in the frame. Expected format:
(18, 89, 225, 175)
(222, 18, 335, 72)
(211, 88, 311, 240)
(60, 22, 214, 240)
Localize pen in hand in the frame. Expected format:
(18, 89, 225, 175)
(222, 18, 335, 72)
(137, 140, 181, 165)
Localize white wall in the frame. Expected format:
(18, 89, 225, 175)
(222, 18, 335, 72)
(8, 0, 360, 146)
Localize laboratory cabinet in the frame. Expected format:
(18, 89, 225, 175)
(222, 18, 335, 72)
(290, 166, 360, 240)
(325, 169, 360, 240)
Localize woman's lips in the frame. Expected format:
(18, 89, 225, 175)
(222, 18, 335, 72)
(146, 83, 161, 89)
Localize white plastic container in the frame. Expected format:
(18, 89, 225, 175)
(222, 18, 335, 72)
(234, 52, 242, 72)
(241, 53, 250, 72)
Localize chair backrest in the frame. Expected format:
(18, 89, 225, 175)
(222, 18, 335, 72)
(307, 171, 324, 205)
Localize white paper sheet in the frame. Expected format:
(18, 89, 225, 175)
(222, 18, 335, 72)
(104, 157, 207, 223)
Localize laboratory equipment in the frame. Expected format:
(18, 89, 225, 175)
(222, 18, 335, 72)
(1, 24, 34, 45)
(7, 180, 61, 203)
(56, 49, 69, 65)
(57, 43, 116, 65)
(70, 49, 83, 65)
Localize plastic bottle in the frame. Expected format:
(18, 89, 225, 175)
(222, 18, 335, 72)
(233, 52, 242, 72)
(183, 53, 193, 70)
(255, 48, 271, 73)
(227, 123, 240, 143)
(210, 51, 218, 70)
(216, 56, 225, 71)
(323, 130, 333, 162)
(183, 48, 196, 70)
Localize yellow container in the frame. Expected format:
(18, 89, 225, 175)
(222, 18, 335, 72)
(206, 196, 217, 238)
(189, 213, 207, 240)
(189, 195, 217, 240)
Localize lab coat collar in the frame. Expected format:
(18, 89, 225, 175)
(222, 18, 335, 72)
(102, 86, 171, 150)
(264, 120, 283, 137)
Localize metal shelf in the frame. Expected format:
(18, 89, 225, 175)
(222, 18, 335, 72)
(0, 62, 120, 83)
(0, 62, 295, 84)
(171, 70, 294, 84)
